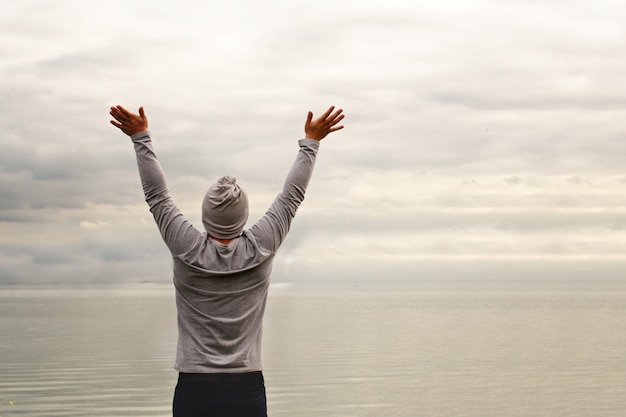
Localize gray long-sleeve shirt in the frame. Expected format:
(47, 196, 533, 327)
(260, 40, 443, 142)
(131, 131, 320, 373)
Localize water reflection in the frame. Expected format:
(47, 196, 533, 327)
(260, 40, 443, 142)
(1, 287, 625, 417)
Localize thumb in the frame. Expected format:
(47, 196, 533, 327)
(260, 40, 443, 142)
(304, 111, 313, 133)
(139, 106, 146, 120)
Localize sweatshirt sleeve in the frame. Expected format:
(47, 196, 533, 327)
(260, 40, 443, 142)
(248, 138, 320, 252)
(131, 131, 202, 256)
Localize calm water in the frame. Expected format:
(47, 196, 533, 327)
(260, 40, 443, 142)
(0, 285, 624, 417)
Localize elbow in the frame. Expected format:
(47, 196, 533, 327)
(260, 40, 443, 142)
(146, 193, 171, 210)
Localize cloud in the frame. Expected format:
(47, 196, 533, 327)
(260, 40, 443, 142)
(1, 0, 626, 287)
(79, 221, 109, 230)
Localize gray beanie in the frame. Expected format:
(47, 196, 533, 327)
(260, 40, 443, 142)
(201, 175, 249, 239)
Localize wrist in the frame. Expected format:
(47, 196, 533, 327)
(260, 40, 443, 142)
(130, 130, 150, 141)
(304, 131, 324, 141)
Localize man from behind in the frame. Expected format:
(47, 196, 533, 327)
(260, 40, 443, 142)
(109, 104, 345, 417)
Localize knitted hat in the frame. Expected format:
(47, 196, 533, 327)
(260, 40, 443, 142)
(201, 176, 249, 239)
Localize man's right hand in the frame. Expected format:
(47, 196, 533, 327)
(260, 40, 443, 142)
(110, 105, 149, 136)
(304, 106, 345, 141)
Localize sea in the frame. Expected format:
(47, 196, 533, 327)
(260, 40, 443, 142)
(0, 283, 624, 417)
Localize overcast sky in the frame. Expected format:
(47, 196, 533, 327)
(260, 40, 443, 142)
(2, 0, 626, 288)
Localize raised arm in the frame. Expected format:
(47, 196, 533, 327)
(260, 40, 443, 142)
(109, 105, 201, 255)
(250, 106, 345, 251)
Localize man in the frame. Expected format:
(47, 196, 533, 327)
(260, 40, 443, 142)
(109, 104, 345, 417)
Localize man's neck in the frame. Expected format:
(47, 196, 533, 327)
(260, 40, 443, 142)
(209, 235, 234, 245)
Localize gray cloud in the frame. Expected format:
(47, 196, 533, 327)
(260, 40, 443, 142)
(2, 0, 626, 287)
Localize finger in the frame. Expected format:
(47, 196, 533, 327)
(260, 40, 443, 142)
(110, 120, 123, 129)
(320, 106, 335, 119)
(329, 108, 344, 121)
(329, 113, 345, 126)
(116, 105, 132, 117)
(109, 111, 123, 122)
(110, 110, 121, 119)
(305, 111, 313, 128)
(329, 125, 344, 133)
(110, 107, 125, 120)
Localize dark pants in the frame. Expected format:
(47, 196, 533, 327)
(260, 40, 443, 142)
(173, 372, 267, 417)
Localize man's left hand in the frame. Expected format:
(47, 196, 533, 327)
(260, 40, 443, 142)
(110, 105, 148, 136)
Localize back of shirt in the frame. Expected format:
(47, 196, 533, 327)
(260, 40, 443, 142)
(172, 233, 274, 372)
